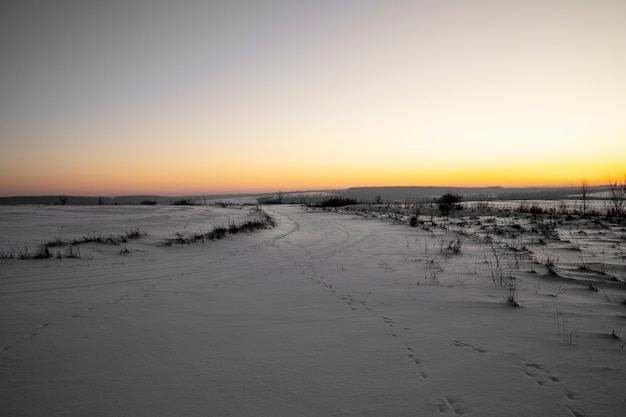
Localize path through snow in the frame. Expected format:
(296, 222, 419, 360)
(1, 205, 625, 416)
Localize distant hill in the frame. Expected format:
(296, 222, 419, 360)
(0, 195, 176, 205)
(341, 185, 609, 203)
(0, 194, 248, 206)
(0, 185, 610, 206)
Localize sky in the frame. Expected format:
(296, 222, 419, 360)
(1, 0, 625, 196)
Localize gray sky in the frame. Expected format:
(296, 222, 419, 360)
(1, 0, 625, 195)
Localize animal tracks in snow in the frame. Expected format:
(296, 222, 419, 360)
(518, 362, 561, 386)
(405, 347, 428, 381)
(2, 275, 160, 354)
(107, 294, 130, 304)
(517, 361, 586, 417)
(1, 306, 98, 353)
(380, 315, 395, 326)
(294, 258, 337, 294)
(427, 396, 470, 416)
(452, 339, 486, 354)
(377, 259, 396, 272)
(143, 283, 157, 297)
(378, 314, 411, 337)
(1, 287, 145, 354)
(340, 294, 363, 311)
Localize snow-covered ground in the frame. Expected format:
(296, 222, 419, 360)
(1, 205, 625, 416)
(0, 204, 255, 251)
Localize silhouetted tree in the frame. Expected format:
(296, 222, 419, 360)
(437, 193, 462, 217)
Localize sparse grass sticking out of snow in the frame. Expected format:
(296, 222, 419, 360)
(556, 308, 578, 346)
(0, 228, 148, 260)
(330, 200, 626, 308)
(1, 208, 276, 258)
(0, 243, 54, 260)
(161, 208, 275, 246)
(424, 259, 442, 284)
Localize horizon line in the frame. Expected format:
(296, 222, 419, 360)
(0, 183, 612, 199)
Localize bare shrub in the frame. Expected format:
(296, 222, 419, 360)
(437, 193, 462, 217)
(606, 174, 626, 223)
(580, 179, 589, 217)
(424, 259, 442, 284)
(441, 237, 463, 256)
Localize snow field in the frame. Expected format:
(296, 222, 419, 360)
(1, 205, 625, 416)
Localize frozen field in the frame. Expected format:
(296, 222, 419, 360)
(1, 204, 625, 416)
(0, 204, 256, 252)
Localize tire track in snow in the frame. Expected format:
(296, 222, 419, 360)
(279, 208, 439, 397)
(270, 208, 375, 301)
(347, 226, 477, 414)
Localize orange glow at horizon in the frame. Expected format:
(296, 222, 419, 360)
(1, 152, 621, 196)
(1, 1, 625, 196)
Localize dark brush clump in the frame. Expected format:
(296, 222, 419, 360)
(162, 208, 276, 245)
(316, 197, 358, 208)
